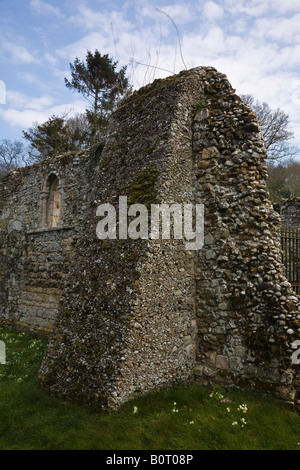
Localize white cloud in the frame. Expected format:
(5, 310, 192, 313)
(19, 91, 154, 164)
(56, 31, 112, 62)
(59, 2, 193, 89)
(5, 90, 54, 110)
(135, 1, 193, 26)
(0, 98, 87, 130)
(30, 0, 65, 18)
(65, 5, 139, 66)
(44, 53, 60, 67)
(68, 6, 105, 30)
(153, 4, 194, 25)
(267, 0, 300, 14)
(69, 5, 132, 33)
(254, 14, 300, 44)
(202, 1, 224, 21)
(2, 41, 38, 64)
(224, 0, 269, 17)
(0, 84, 88, 132)
(224, 0, 300, 17)
(0, 108, 50, 129)
(17, 72, 45, 87)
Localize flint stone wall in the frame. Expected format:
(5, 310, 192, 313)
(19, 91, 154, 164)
(0, 66, 299, 410)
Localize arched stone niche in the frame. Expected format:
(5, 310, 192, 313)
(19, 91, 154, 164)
(42, 173, 62, 228)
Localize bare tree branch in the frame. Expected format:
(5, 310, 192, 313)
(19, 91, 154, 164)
(241, 94, 299, 161)
(0, 139, 27, 175)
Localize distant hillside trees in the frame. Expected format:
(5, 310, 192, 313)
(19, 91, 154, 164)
(267, 158, 300, 202)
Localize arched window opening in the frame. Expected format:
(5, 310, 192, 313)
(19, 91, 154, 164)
(46, 174, 61, 228)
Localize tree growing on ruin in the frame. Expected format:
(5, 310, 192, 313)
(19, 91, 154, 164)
(241, 94, 299, 161)
(22, 113, 90, 161)
(64, 50, 129, 141)
(21, 52, 129, 161)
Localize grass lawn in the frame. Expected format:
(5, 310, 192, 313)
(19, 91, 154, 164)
(0, 325, 299, 450)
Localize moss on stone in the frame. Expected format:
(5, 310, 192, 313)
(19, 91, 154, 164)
(122, 166, 160, 209)
(101, 241, 113, 250)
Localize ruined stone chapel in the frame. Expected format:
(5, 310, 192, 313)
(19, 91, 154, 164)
(0, 66, 299, 410)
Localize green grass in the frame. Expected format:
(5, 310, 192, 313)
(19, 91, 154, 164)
(0, 325, 299, 450)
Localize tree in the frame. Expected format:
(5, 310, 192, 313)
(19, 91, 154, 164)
(22, 113, 90, 162)
(23, 115, 68, 161)
(22, 51, 129, 162)
(65, 113, 91, 149)
(241, 94, 299, 161)
(64, 50, 129, 139)
(284, 159, 300, 198)
(0, 139, 27, 175)
(267, 158, 300, 202)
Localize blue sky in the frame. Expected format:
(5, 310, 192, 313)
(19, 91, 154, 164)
(1, 0, 300, 155)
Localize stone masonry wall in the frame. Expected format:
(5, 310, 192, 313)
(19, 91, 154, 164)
(38, 67, 299, 410)
(39, 71, 201, 409)
(190, 69, 300, 405)
(0, 149, 100, 333)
